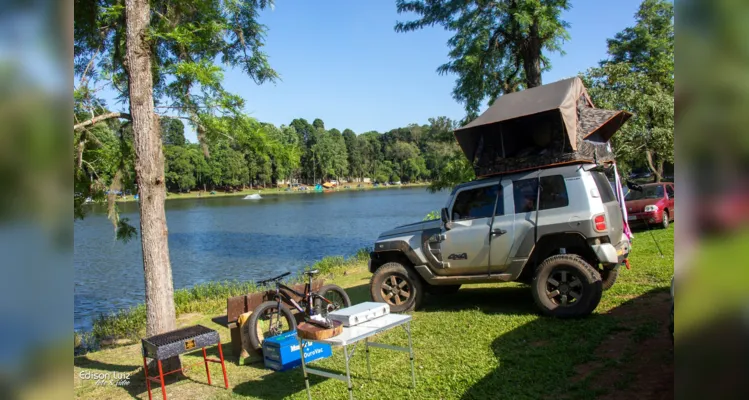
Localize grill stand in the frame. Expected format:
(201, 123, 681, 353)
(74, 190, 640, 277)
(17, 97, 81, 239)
(142, 340, 228, 400)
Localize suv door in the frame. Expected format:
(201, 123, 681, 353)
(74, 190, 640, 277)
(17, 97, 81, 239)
(489, 180, 515, 273)
(441, 182, 499, 275)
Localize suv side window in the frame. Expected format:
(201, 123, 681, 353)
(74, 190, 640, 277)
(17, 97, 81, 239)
(452, 185, 500, 221)
(512, 175, 569, 213)
(591, 172, 617, 203)
(666, 185, 675, 199)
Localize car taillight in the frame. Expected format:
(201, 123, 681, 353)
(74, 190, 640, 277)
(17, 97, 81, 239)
(594, 214, 607, 231)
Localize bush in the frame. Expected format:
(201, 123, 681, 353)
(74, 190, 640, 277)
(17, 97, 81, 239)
(423, 210, 440, 221)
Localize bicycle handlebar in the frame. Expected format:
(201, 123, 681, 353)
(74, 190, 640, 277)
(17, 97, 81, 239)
(256, 271, 291, 286)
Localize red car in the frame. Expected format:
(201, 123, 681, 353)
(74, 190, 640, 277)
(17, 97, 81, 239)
(625, 182, 675, 229)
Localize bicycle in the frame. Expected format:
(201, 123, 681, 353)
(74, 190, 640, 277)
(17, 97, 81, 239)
(248, 269, 352, 350)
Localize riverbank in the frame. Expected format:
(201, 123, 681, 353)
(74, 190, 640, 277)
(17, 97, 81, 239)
(112, 182, 432, 203)
(74, 227, 674, 399)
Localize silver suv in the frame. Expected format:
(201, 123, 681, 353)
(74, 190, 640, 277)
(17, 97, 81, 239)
(368, 163, 631, 318)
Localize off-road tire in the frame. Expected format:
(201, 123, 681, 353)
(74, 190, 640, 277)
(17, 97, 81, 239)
(425, 284, 462, 295)
(369, 262, 424, 312)
(601, 265, 620, 291)
(532, 254, 603, 318)
(248, 301, 297, 351)
(314, 284, 352, 317)
(661, 210, 670, 229)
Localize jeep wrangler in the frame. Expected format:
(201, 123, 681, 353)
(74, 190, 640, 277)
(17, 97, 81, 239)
(368, 163, 631, 318)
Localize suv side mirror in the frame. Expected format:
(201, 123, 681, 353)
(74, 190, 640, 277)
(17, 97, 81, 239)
(441, 207, 453, 231)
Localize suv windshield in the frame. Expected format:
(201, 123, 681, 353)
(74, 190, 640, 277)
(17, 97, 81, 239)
(625, 185, 664, 200)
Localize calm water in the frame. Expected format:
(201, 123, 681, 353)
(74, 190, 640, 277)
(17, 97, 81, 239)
(74, 187, 445, 331)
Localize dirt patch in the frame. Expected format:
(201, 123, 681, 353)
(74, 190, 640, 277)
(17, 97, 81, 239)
(572, 361, 603, 383)
(572, 291, 673, 399)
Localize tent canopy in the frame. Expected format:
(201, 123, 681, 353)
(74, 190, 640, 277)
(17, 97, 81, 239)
(454, 77, 632, 163)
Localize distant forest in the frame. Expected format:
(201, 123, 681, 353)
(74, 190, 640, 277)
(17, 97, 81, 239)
(75, 112, 471, 195)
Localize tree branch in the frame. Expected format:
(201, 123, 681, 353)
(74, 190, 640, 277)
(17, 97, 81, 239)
(74, 112, 132, 131)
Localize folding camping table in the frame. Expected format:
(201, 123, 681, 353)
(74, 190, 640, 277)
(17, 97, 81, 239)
(297, 313, 415, 400)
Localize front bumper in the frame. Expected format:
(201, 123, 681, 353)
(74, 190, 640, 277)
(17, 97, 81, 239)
(627, 211, 662, 225)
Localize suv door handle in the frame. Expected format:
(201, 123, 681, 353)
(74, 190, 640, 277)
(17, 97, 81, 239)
(491, 228, 507, 236)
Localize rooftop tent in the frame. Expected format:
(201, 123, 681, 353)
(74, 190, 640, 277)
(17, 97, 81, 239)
(454, 77, 632, 177)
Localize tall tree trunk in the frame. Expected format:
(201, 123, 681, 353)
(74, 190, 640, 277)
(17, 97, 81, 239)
(522, 24, 543, 88)
(125, 0, 179, 369)
(644, 150, 663, 183)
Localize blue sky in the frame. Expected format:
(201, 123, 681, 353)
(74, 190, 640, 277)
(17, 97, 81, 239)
(100, 1, 643, 142)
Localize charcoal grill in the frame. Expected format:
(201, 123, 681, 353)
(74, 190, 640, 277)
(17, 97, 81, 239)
(141, 325, 229, 400)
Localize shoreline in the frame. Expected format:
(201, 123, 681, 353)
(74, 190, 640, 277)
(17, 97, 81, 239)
(110, 182, 432, 203)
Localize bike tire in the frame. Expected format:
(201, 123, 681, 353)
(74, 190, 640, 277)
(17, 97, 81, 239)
(248, 301, 297, 351)
(313, 284, 352, 317)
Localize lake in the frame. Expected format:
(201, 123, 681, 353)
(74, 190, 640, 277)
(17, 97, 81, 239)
(74, 187, 445, 331)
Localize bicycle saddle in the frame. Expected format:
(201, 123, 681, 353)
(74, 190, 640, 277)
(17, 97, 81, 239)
(304, 269, 320, 276)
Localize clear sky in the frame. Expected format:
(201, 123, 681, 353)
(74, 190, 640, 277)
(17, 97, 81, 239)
(100, 0, 644, 142)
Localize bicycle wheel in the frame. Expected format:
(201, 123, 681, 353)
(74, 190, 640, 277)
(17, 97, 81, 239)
(313, 284, 352, 317)
(248, 301, 297, 350)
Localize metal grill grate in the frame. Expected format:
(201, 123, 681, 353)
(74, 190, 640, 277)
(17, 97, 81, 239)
(142, 325, 220, 360)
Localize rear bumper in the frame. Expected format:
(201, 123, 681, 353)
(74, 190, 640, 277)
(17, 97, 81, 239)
(593, 240, 631, 265)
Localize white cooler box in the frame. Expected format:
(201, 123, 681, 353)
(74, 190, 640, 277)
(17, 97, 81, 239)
(327, 302, 390, 327)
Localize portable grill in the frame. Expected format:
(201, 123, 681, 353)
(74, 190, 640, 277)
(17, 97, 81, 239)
(141, 325, 229, 400)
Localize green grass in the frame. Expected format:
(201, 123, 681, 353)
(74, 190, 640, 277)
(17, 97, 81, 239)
(74, 227, 674, 400)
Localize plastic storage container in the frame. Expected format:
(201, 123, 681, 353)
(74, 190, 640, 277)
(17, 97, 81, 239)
(262, 331, 332, 372)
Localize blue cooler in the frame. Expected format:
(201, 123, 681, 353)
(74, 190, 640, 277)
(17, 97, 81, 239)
(262, 331, 332, 372)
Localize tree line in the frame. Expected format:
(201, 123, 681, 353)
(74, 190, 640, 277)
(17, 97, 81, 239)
(75, 111, 469, 198)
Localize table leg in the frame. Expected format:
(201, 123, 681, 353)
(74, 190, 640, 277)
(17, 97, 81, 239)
(365, 338, 371, 379)
(407, 321, 416, 389)
(157, 359, 167, 400)
(217, 340, 229, 389)
(343, 345, 353, 400)
(201, 347, 212, 385)
(142, 356, 152, 400)
(298, 337, 312, 400)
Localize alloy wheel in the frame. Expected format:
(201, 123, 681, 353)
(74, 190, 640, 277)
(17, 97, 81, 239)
(381, 275, 411, 306)
(545, 269, 584, 307)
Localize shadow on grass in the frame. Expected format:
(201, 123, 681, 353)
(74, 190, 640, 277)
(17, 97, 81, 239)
(419, 285, 538, 316)
(460, 287, 673, 399)
(74, 342, 235, 399)
(232, 364, 342, 400)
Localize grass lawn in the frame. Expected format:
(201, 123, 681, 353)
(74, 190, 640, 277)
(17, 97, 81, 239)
(74, 226, 674, 399)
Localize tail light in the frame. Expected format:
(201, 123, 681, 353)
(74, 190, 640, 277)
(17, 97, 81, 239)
(594, 214, 607, 232)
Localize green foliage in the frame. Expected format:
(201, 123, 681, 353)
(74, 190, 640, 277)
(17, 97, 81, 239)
(423, 210, 440, 221)
(581, 0, 674, 181)
(395, 0, 571, 115)
(160, 116, 186, 146)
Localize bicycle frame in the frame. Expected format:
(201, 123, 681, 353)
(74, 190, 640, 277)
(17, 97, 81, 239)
(267, 275, 333, 319)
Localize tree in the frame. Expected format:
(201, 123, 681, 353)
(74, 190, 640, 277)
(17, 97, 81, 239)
(587, 0, 674, 182)
(606, 0, 673, 92)
(581, 63, 673, 182)
(164, 145, 196, 192)
(160, 117, 186, 146)
(123, 0, 178, 354)
(74, 0, 278, 347)
(395, 0, 571, 116)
